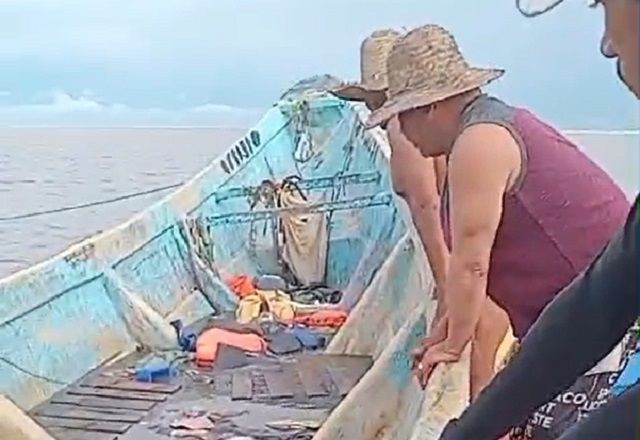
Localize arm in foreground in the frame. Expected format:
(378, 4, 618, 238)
(440, 198, 639, 440)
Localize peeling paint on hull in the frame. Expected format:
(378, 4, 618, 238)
(0, 89, 468, 439)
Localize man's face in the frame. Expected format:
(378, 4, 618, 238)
(398, 106, 447, 158)
(599, 0, 640, 97)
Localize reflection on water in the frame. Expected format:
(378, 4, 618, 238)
(0, 128, 637, 279)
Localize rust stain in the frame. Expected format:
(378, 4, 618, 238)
(38, 321, 129, 360)
(63, 242, 95, 264)
(94, 328, 130, 358)
(37, 317, 94, 345)
(15, 376, 52, 411)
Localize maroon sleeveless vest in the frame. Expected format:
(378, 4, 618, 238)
(441, 95, 630, 339)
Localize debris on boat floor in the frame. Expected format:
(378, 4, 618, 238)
(137, 400, 325, 439)
(31, 274, 368, 439)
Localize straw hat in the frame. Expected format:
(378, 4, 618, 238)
(330, 29, 401, 101)
(366, 24, 504, 128)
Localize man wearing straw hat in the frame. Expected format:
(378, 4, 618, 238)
(436, 1, 640, 439)
(330, 29, 512, 401)
(366, 24, 631, 439)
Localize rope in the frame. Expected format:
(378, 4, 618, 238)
(515, 0, 565, 17)
(0, 182, 182, 222)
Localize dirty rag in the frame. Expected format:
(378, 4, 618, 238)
(278, 189, 328, 285)
(235, 289, 295, 324)
(294, 310, 347, 328)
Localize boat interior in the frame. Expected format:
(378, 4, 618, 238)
(0, 87, 468, 440)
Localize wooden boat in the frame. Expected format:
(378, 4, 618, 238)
(0, 77, 473, 439)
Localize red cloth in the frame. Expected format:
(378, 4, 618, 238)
(196, 328, 266, 366)
(294, 310, 347, 328)
(226, 274, 256, 298)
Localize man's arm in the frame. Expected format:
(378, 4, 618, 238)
(441, 124, 518, 355)
(440, 197, 639, 440)
(387, 117, 450, 291)
(407, 163, 449, 290)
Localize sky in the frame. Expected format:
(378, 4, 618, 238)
(1, 0, 638, 129)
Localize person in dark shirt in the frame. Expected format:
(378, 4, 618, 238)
(439, 0, 640, 438)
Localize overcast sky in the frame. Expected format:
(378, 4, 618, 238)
(1, 0, 638, 128)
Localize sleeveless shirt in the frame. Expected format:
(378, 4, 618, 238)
(441, 95, 630, 339)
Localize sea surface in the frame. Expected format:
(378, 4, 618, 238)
(0, 128, 637, 278)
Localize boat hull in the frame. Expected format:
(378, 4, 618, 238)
(0, 89, 469, 439)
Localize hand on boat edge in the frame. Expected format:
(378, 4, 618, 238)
(413, 341, 461, 388)
(412, 315, 448, 368)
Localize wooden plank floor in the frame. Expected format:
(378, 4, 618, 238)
(32, 353, 372, 439)
(31, 374, 181, 439)
(229, 354, 372, 402)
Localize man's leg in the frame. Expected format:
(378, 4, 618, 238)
(470, 296, 510, 400)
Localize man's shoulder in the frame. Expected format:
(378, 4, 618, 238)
(453, 123, 521, 169)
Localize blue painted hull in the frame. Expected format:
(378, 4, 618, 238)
(0, 85, 467, 439)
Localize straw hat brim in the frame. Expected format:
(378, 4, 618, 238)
(366, 67, 504, 128)
(329, 82, 386, 102)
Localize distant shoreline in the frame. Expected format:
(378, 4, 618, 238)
(0, 125, 252, 130)
(0, 126, 638, 134)
(564, 130, 640, 135)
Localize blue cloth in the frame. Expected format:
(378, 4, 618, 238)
(255, 274, 287, 291)
(169, 319, 197, 352)
(135, 357, 173, 382)
(612, 344, 640, 396)
(291, 325, 325, 350)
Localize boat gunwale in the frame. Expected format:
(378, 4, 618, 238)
(0, 95, 353, 288)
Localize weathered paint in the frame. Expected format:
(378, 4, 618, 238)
(0, 89, 471, 439)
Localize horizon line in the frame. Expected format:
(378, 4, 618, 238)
(0, 124, 253, 130)
(0, 126, 638, 134)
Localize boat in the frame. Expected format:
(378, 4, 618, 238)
(0, 76, 474, 440)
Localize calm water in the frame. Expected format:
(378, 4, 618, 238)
(0, 128, 637, 278)
(0, 127, 246, 277)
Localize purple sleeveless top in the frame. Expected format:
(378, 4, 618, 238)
(441, 95, 630, 339)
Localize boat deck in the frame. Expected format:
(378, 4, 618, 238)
(30, 341, 372, 439)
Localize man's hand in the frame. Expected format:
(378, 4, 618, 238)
(414, 341, 462, 388)
(412, 315, 448, 371)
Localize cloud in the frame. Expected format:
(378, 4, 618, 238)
(0, 90, 264, 127)
(0, 0, 637, 129)
(0, 91, 10, 97)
